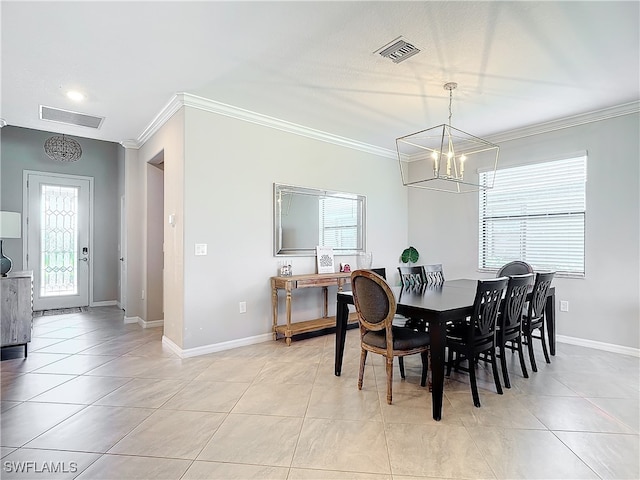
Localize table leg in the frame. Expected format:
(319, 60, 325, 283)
(285, 287, 292, 346)
(546, 291, 556, 356)
(334, 296, 349, 376)
(271, 284, 278, 341)
(430, 322, 446, 421)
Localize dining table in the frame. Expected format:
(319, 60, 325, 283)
(334, 278, 556, 421)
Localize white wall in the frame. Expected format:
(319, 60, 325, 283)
(409, 113, 640, 350)
(174, 107, 407, 350)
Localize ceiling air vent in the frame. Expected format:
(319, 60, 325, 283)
(376, 37, 420, 64)
(40, 105, 104, 129)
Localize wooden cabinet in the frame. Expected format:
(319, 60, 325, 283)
(271, 272, 357, 345)
(1, 272, 33, 357)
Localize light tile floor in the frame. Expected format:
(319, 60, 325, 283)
(1, 306, 638, 479)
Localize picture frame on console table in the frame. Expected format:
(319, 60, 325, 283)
(316, 246, 334, 274)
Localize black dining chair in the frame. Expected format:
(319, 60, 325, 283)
(496, 273, 534, 388)
(522, 271, 555, 372)
(423, 263, 445, 286)
(497, 260, 534, 277)
(350, 269, 430, 405)
(397, 265, 426, 287)
(446, 277, 508, 407)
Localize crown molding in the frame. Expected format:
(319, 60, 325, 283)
(120, 139, 140, 149)
(486, 101, 640, 144)
(132, 94, 639, 156)
(135, 92, 397, 158)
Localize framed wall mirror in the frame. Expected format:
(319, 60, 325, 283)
(274, 183, 366, 256)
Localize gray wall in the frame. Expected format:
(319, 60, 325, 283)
(0, 126, 121, 303)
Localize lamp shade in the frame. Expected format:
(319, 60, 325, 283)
(0, 212, 21, 238)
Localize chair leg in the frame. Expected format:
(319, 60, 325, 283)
(358, 349, 367, 390)
(420, 351, 429, 387)
(499, 341, 511, 389)
(399, 356, 406, 379)
(540, 324, 551, 364)
(490, 347, 503, 395)
(468, 350, 481, 407)
(385, 357, 394, 405)
(526, 330, 538, 372)
(516, 338, 529, 379)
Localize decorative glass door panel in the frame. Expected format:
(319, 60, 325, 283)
(41, 184, 79, 297)
(26, 173, 91, 311)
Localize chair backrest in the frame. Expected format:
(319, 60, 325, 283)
(526, 271, 555, 323)
(423, 264, 445, 286)
(370, 267, 386, 279)
(397, 266, 426, 287)
(497, 261, 534, 277)
(469, 277, 509, 342)
(351, 270, 396, 332)
(500, 273, 534, 332)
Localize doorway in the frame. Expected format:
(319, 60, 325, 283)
(24, 171, 93, 310)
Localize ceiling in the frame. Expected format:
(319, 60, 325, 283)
(2, 1, 639, 152)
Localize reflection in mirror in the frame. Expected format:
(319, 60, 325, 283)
(274, 183, 366, 256)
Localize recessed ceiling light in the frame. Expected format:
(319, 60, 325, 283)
(66, 90, 85, 102)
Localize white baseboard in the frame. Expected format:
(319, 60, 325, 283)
(123, 315, 163, 328)
(162, 333, 273, 358)
(92, 300, 118, 307)
(557, 335, 640, 357)
(123, 316, 140, 325)
(140, 319, 164, 329)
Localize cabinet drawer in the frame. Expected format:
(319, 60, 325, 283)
(296, 278, 339, 288)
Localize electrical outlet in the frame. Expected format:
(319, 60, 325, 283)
(239, 301, 247, 314)
(195, 244, 207, 256)
(560, 300, 569, 312)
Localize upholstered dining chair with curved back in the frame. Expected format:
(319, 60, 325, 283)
(496, 273, 534, 388)
(497, 260, 534, 277)
(446, 277, 508, 407)
(522, 271, 555, 372)
(350, 269, 431, 405)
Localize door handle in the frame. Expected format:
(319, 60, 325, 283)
(79, 257, 88, 262)
(119, 257, 124, 261)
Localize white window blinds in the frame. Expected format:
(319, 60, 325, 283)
(319, 196, 359, 250)
(478, 155, 587, 276)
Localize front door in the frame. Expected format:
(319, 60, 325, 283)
(25, 172, 92, 310)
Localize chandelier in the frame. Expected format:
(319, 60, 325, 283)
(397, 82, 499, 193)
(44, 134, 83, 162)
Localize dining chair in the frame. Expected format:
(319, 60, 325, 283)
(446, 277, 508, 407)
(496, 273, 534, 388)
(370, 267, 386, 279)
(522, 271, 556, 372)
(397, 265, 426, 287)
(424, 263, 445, 286)
(496, 260, 534, 277)
(350, 269, 430, 405)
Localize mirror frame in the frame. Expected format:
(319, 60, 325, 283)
(273, 183, 367, 256)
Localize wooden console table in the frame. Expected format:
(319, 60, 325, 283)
(1, 271, 33, 357)
(271, 272, 357, 345)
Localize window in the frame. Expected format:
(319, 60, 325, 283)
(478, 155, 587, 276)
(319, 196, 360, 251)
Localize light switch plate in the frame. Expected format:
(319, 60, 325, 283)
(195, 244, 207, 256)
